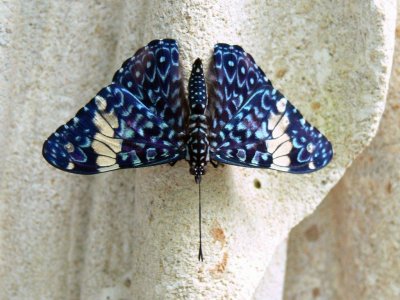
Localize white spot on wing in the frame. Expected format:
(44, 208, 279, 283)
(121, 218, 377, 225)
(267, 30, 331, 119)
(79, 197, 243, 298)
(96, 156, 116, 167)
(93, 112, 114, 136)
(98, 164, 120, 172)
(266, 133, 290, 153)
(273, 140, 293, 158)
(273, 155, 291, 167)
(92, 140, 116, 157)
(267, 112, 281, 131)
(270, 164, 290, 172)
(276, 97, 287, 113)
(65, 143, 74, 153)
(94, 133, 122, 153)
(95, 95, 107, 111)
(102, 111, 119, 129)
(272, 115, 290, 138)
(307, 143, 315, 153)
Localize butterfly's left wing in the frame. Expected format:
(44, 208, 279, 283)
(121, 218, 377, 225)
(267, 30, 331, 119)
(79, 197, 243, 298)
(209, 44, 333, 173)
(43, 39, 187, 174)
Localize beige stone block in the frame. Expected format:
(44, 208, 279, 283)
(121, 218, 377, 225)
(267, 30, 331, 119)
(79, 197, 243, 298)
(284, 2, 400, 299)
(0, 1, 395, 298)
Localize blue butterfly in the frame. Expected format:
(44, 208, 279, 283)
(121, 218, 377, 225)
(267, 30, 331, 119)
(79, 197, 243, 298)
(43, 39, 333, 260)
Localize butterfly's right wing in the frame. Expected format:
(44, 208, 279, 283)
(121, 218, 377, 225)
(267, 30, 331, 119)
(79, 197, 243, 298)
(43, 39, 187, 174)
(208, 43, 333, 173)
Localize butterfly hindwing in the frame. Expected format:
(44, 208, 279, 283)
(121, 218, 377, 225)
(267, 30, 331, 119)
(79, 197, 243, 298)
(209, 44, 333, 173)
(43, 40, 186, 174)
(43, 84, 185, 174)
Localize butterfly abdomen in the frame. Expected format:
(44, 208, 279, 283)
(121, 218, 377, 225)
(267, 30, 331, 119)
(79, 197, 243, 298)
(186, 58, 209, 182)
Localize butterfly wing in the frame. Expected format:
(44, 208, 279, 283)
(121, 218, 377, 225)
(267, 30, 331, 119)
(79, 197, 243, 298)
(208, 43, 270, 135)
(209, 44, 332, 173)
(43, 39, 186, 174)
(113, 39, 188, 133)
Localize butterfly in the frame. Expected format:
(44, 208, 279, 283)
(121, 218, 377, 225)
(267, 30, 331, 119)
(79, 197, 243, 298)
(42, 39, 333, 260)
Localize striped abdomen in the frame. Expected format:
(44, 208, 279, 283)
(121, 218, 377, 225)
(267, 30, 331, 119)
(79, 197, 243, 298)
(186, 58, 209, 183)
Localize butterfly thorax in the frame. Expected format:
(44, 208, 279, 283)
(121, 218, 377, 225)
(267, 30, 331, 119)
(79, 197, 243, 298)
(186, 58, 209, 183)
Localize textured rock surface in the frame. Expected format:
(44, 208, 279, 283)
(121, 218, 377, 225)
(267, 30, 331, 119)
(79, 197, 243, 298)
(253, 239, 287, 300)
(284, 3, 399, 299)
(0, 1, 395, 299)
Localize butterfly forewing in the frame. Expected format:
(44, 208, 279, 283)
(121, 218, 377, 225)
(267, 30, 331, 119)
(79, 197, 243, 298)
(208, 43, 271, 135)
(209, 44, 333, 173)
(43, 40, 186, 174)
(112, 39, 188, 133)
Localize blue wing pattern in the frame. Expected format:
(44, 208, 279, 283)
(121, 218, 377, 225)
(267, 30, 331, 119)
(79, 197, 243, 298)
(209, 43, 270, 135)
(43, 40, 186, 174)
(209, 44, 332, 173)
(113, 39, 187, 133)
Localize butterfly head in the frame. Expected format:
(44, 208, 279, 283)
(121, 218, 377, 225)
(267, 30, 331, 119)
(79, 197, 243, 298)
(190, 165, 206, 184)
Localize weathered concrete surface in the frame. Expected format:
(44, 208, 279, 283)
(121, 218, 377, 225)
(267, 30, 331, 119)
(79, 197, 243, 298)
(284, 3, 400, 299)
(253, 239, 287, 300)
(0, 0, 395, 299)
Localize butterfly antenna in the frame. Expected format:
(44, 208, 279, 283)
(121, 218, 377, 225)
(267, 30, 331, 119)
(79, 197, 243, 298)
(198, 180, 204, 261)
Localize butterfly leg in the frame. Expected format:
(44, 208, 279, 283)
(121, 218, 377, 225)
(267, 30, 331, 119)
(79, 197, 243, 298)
(169, 161, 178, 167)
(209, 159, 219, 168)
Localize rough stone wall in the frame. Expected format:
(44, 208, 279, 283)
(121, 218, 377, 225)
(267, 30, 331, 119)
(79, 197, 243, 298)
(0, 1, 395, 299)
(253, 239, 287, 299)
(284, 2, 400, 300)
